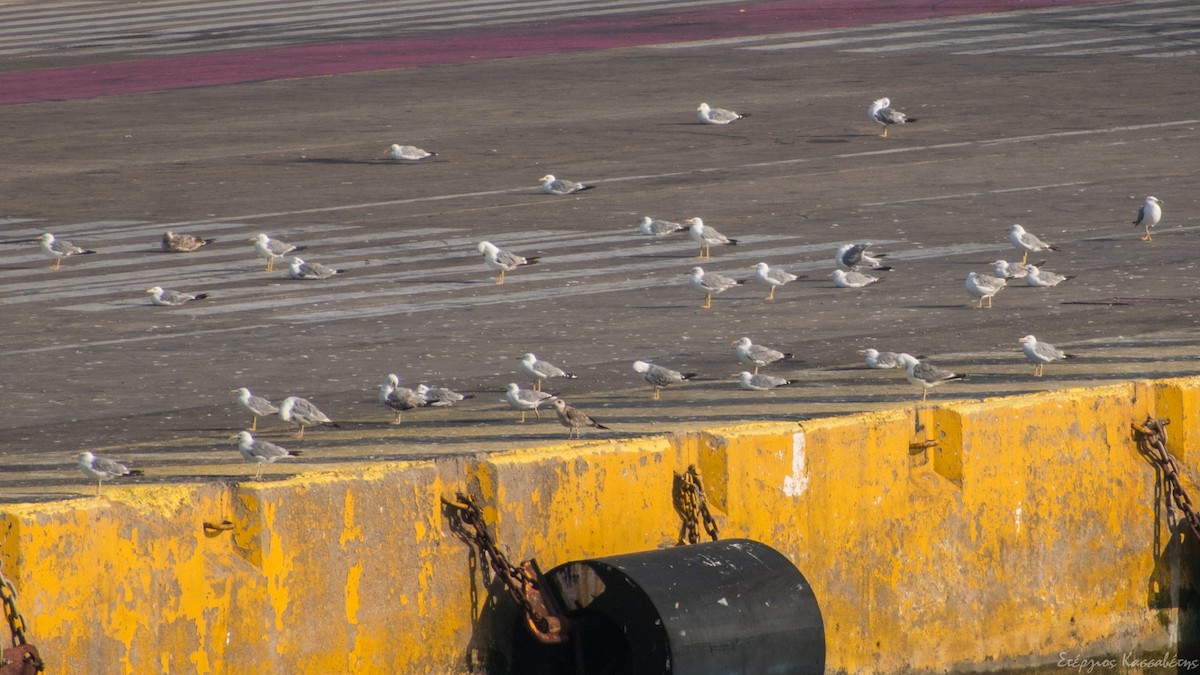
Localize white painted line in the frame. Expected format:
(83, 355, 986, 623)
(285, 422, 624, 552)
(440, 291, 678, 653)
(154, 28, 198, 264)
(842, 28, 1078, 53)
(742, 23, 1024, 51)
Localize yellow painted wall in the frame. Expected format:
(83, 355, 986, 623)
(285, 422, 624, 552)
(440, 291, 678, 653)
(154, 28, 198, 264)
(2, 380, 1196, 673)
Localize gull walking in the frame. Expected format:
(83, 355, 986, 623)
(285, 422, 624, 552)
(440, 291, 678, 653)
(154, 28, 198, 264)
(231, 431, 301, 480)
(752, 262, 798, 301)
(832, 269, 881, 289)
(735, 371, 796, 391)
(279, 396, 340, 439)
(966, 272, 1007, 309)
(39, 233, 94, 270)
(539, 174, 594, 195)
(734, 337, 794, 374)
(1133, 196, 1163, 241)
(685, 218, 738, 258)
(232, 387, 279, 431)
(252, 233, 306, 272)
(288, 257, 342, 280)
(1008, 224, 1058, 264)
(633, 360, 697, 400)
(836, 243, 892, 271)
(386, 143, 436, 161)
(161, 230, 213, 252)
(638, 216, 687, 237)
(697, 102, 748, 125)
(689, 267, 745, 309)
(553, 399, 610, 438)
(1024, 265, 1073, 288)
(417, 383, 473, 407)
(859, 348, 909, 370)
(897, 354, 964, 403)
(505, 382, 555, 423)
(1018, 335, 1075, 377)
(147, 286, 209, 306)
(868, 97, 917, 137)
(519, 353, 577, 392)
(477, 240, 539, 285)
(77, 451, 142, 497)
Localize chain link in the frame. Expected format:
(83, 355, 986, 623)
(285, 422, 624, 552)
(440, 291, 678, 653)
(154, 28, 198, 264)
(1133, 416, 1200, 537)
(0, 558, 27, 648)
(675, 465, 720, 545)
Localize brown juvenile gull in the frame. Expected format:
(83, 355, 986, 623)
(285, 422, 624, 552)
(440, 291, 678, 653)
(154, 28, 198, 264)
(552, 399, 611, 439)
(539, 174, 594, 195)
(868, 97, 917, 138)
(477, 240, 539, 285)
(77, 451, 143, 497)
(252, 233, 307, 272)
(232, 431, 302, 481)
(505, 382, 556, 423)
(1019, 335, 1075, 377)
(966, 272, 1006, 309)
(279, 396, 340, 439)
(897, 354, 964, 403)
(689, 267, 745, 309)
(232, 387, 279, 431)
(734, 336, 794, 374)
(146, 286, 209, 306)
(161, 230, 214, 252)
(633, 360, 697, 400)
(684, 217, 738, 259)
(519, 353, 577, 392)
(697, 102, 748, 125)
(39, 232, 95, 270)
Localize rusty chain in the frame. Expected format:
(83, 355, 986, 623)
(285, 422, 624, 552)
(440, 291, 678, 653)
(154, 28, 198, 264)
(0, 556, 43, 675)
(0, 559, 27, 649)
(675, 465, 720, 545)
(441, 492, 571, 645)
(1133, 416, 1200, 538)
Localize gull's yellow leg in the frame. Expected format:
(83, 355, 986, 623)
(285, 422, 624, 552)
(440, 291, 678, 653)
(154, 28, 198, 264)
(296, 425, 305, 440)
(52, 257, 62, 270)
(652, 387, 661, 401)
(701, 294, 712, 309)
(766, 287, 776, 301)
(250, 417, 257, 432)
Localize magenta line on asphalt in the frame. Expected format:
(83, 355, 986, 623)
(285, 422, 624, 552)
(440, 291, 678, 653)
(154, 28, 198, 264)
(0, 0, 1118, 106)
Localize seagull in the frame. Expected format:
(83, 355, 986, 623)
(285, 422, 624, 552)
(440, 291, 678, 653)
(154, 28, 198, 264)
(231, 387, 278, 431)
(734, 337, 794, 374)
(252, 233, 306, 272)
(752, 262, 799, 301)
(1018, 335, 1075, 377)
(519, 353, 577, 392)
(278, 396, 340, 439)
(684, 217, 738, 258)
(1133, 196, 1163, 241)
(505, 382, 556, 422)
(831, 269, 881, 288)
(552, 399, 611, 438)
(417, 383, 473, 407)
(379, 381, 429, 425)
(231, 431, 302, 480)
(1008, 224, 1057, 264)
(39, 233, 94, 270)
(288, 257, 342, 280)
(476, 240, 539, 285)
(638, 216, 687, 237)
(386, 143, 436, 161)
(696, 102, 748, 125)
(966, 272, 1007, 309)
(161, 230, 214, 252)
(735, 371, 796, 391)
(689, 267, 745, 309)
(897, 354, 964, 403)
(1024, 265, 1073, 288)
(633, 360, 697, 400)
(77, 451, 143, 497)
(836, 243, 892, 271)
(991, 259, 1043, 280)
(859, 348, 909, 370)
(146, 286, 209, 306)
(539, 174, 594, 195)
(868, 97, 917, 137)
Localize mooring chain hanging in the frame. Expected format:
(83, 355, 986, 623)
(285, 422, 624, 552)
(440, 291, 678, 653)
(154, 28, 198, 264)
(1133, 416, 1200, 537)
(441, 492, 571, 645)
(676, 465, 720, 545)
(0, 558, 44, 675)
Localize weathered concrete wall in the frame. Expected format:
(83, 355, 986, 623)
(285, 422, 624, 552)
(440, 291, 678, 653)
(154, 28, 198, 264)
(2, 379, 1197, 673)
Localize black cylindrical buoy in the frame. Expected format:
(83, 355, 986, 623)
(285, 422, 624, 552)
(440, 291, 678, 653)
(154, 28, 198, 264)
(512, 539, 824, 674)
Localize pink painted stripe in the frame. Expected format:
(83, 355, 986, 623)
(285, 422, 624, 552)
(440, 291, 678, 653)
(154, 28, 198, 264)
(0, 0, 1118, 106)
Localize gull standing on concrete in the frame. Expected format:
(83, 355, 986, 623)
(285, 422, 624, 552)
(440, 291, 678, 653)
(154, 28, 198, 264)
(380, 379, 429, 425)
(288, 257, 342, 280)
(696, 102, 748, 125)
(1133, 196, 1162, 241)
(868, 97, 917, 137)
(638, 216, 687, 237)
(146, 286, 209, 306)
(519, 353, 577, 392)
(859, 348, 909, 370)
(633, 360, 697, 400)
(505, 383, 556, 422)
(735, 371, 796, 391)
(1018, 335, 1074, 377)
(752, 262, 798, 301)
(1008, 224, 1057, 264)
(161, 230, 213, 252)
(386, 143, 436, 161)
(966, 272, 1007, 309)
(232, 387, 279, 431)
(832, 269, 882, 289)
(252, 233, 306, 272)
(734, 337, 794, 374)
(539, 174, 594, 195)
(897, 354, 964, 403)
(477, 240, 539, 285)
(77, 451, 143, 497)
(1024, 265, 1073, 288)
(552, 399, 610, 438)
(685, 218, 738, 259)
(39, 233, 94, 270)
(689, 267, 745, 309)
(417, 383, 473, 407)
(836, 243, 892, 271)
(279, 396, 340, 439)
(231, 431, 301, 481)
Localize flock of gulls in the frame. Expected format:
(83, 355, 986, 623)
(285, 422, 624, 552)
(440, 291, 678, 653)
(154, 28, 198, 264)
(49, 97, 1164, 494)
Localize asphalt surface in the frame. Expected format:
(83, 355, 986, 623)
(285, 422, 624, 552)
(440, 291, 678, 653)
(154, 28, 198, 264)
(2, 0, 1200, 501)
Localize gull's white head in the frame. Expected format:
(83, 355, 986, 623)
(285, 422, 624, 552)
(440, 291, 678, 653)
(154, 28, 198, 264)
(254, 233, 270, 243)
(77, 451, 95, 464)
(39, 233, 54, 244)
(697, 103, 711, 112)
(1009, 224, 1026, 235)
(689, 267, 705, 280)
(1147, 196, 1162, 205)
(505, 382, 521, 394)
(753, 262, 769, 273)
(896, 353, 920, 368)
(386, 373, 400, 388)
(146, 286, 164, 296)
(736, 337, 753, 349)
(632, 360, 651, 374)
(872, 97, 890, 109)
(290, 257, 304, 268)
(685, 217, 704, 229)
(1018, 335, 1037, 345)
(538, 174, 556, 184)
(234, 431, 253, 447)
(232, 387, 251, 399)
(860, 348, 880, 357)
(278, 396, 297, 420)
(1025, 265, 1041, 275)
(520, 353, 537, 364)
(737, 371, 755, 386)
(832, 269, 847, 280)
(476, 241, 497, 255)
